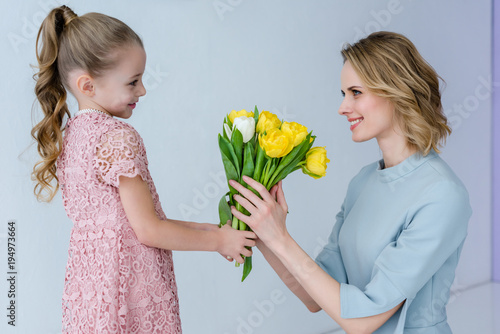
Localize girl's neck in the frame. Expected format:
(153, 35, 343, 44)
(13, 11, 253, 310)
(78, 104, 112, 116)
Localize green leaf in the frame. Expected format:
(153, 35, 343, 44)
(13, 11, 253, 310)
(278, 133, 312, 169)
(231, 128, 243, 172)
(267, 133, 314, 187)
(218, 193, 232, 227)
(253, 144, 266, 182)
(241, 141, 255, 184)
(219, 134, 240, 173)
(241, 255, 252, 282)
(219, 135, 240, 194)
(253, 105, 259, 125)
(221, 153, 239, 195)
(249, 138, 256, 161)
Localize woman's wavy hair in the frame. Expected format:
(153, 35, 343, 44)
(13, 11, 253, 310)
(341, 31, 451, 156)
(31, 5, 143, 201)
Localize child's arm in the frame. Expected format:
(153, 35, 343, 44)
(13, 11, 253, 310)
(118, 175, 255, 263)
(167, 219, 219, 232)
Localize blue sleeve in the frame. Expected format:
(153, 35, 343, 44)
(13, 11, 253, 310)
(315, 202, 348, 284)
(340, 180, 471, 324)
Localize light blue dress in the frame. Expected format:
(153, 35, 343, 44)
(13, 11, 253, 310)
(316, 150, 471, 333)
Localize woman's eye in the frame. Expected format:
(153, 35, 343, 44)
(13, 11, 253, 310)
(341, 90, 345, 97)
(352, 89, 361, 96)
(129, 80, 138, 86)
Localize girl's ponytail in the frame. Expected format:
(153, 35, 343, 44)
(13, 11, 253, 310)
(31, 5, 76, 202)
(31, 6, 142, 202)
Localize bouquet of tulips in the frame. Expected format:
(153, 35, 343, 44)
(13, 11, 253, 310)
(218, 106, 329, 281)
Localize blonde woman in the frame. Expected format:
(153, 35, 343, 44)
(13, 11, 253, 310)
(230, 32, 471, 333)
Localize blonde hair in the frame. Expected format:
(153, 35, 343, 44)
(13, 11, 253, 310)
(31, 5, 143, 202)
(341, 31, 451, 156)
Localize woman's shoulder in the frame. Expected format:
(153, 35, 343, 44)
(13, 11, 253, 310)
(350, 160, 379, 184)
(425, 154, 465, 183)
(415, 152, 469, 199)
(342, 161, 379, 199)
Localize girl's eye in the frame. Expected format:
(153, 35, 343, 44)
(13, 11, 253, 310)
(341, 90, 345, 97)
(129, 80, 138, 86)
(352, 89, 361, 96)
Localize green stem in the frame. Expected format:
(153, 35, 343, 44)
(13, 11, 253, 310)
(231, 215, 239, 229)
(235, 203, 247, 230)
(233, 202, 247, 268)
(264, 159, 278, 189)
(260, 160, 271, 184)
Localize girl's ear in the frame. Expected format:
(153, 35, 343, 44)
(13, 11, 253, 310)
(76, 74, 95, 97)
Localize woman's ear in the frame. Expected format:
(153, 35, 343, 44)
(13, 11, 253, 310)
(76, 74, 95, 97)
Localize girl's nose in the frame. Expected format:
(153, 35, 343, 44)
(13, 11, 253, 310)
(138, 81, 146, 97)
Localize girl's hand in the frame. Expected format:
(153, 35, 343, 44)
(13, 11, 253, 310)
(229, 176, 289, 251)
(197, 222, 240, 262)
(216, 224, 256, 264)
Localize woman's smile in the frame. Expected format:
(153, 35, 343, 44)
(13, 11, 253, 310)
(348, 117, 364, 131)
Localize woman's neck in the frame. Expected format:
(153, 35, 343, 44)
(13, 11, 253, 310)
(377, 136, 416, 169)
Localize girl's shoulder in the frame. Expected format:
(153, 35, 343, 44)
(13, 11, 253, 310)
(100, 116, 140, 134)
(69, 114, 142, 141)
(98, 117, 144, 144)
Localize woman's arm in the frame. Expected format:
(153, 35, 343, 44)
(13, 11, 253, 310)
(231, 176, 403, 334)
(118, 175, 256, 263)
(253, 183, 321, 312)
(257, 238, 321, 312)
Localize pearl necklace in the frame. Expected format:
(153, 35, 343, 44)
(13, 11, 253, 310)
(74, 108, 110, 117)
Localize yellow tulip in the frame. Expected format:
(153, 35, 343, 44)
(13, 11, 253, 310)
(303, 147, 330, 179)
(256, 111, 281, 133)
(228, 109, 254, 123)
(281, 122, 308, 147)
(259, 128, 294, 158)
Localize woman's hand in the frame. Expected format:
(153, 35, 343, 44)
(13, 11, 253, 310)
(229, 176, 289, 251)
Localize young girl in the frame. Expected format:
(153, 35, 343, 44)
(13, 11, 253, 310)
(230, 32, 471, 333)
(31, 6, 255, 333)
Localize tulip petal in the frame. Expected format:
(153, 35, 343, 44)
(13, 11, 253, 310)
(223, 123, 232, 140)
(268, 133, 314, 186)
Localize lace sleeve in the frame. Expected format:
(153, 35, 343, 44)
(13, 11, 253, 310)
(93, 124, 148, 188)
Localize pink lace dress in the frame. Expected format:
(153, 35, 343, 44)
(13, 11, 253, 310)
(57, 113, 182, 333)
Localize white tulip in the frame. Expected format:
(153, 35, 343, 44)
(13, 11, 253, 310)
(233, 116, 256, 143)
(224, 123, 233, 139)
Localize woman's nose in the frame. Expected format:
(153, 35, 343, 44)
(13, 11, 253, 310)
(338, 97, 352, 116)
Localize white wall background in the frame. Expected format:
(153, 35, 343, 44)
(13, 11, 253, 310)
(0, 0, 492, 333)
